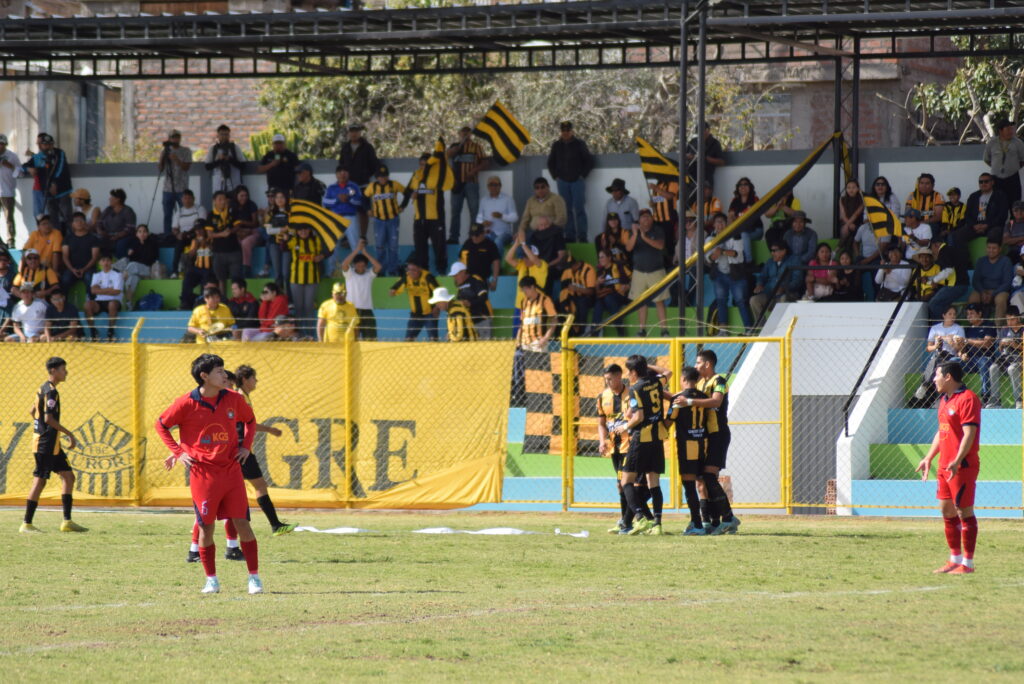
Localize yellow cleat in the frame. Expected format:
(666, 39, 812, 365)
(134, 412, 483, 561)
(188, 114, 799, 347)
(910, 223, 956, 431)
(19, 522, 43, 533)
(59, 520, 88, 533)
(627, 518, 654, 536)
(646, 523, 664, 536)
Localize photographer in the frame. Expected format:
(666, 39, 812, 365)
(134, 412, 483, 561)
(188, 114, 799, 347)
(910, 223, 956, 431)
(203, 125, 246, 193)
(256, 134, 299, 193)
(157, 129, 192, 235)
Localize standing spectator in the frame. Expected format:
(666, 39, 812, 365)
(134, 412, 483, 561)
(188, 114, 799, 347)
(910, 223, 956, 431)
(323, 165, 363, 273)
(429, 286, 477, 342)
(0, 134, 21, 248)
(592, 248, 631, 337)
(186, 286, 236, 342)
(97, 188, 137, 259)
(256, 134, 299, 194)
(25, 134, 72, 232)
(292, 163, 326, 204)
(341, 241, 381, 340)
(169, 189, 207, 278)
(231, 186, 261, 277)
(875, 245, 912, 301)
(22, 133, 46, 219)
(13, 249, 59, 297)
(260, 189, 290, 283)
(70, 188, 101, 230)
(476, 175, 518, 252)
(316, 282, 358, 343)
(727, 177, 762, 263)
(685, 121, 725, 186)
(449, 261, 492, 340)
(389, 260, 440, 341)
(227, 278, 259, 334)
(459, 223, 500, 289)
(595, 212, 629, 267)
(1003, 200, 1024, 250)
(905, 173, 945, 225)
(282, 223, 324, 332)
(447, 126, 486, 245)
(782, 211, 818, 266)
(647, 176, 679, 253)
(957, 303, 996, 406)
(0, 251, 15, 338)
(338, 123, 378, 240)
(505, 238, 548, 312)
(519, 176, 567, 234)
(988, 306, 1024, 408)
(122, 224, 160, 307)
(404, 153, 448, 275)
(984, 119, 1024, 205)
(59, 212, 100, 298)
(204, 125, 245, 194)
(364, 165, 404, 277)
(706, 212, 752, 331)
(547, 121, 594, 242)
(516, 275, 558, 352)
(927, 238, 970, 322)
(911, 304, 966, 406)
(940, 187, 967, 237)
(750, 242, 801, 321)
(964, 172, 1009, 243)
(245, 281, 288, 342)
(84, 254, 122, 341)
(527, 216, 568, 291)
(179, 224, 215, 310)
(605, 179, 640, 232)
(838, 179, 865, 246)
(903, 209, 933, 259)
(157, 129, 192, 236)
(624, 209, 670, 337)
(6, 284, 47, 342)
(969, 240, 1014, 325)
(691, 181, 723, 221)
(558, 254, 597, 335)
(23, 215, 63, 271)
(42, 289, 81, 341)
(207, 190, 243, 295)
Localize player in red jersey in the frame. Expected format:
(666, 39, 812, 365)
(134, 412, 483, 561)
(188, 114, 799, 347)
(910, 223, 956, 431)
(155, 353, 263, 594)
(916, 360, 981, 575)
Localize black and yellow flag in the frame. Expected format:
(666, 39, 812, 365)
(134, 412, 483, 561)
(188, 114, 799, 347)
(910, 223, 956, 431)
(473, 101, 531, 166)
(289, 198, 350, 252)
(635, 136, 683, 185)
(424, 137, 455, 191)
(864, 195, 904, 243)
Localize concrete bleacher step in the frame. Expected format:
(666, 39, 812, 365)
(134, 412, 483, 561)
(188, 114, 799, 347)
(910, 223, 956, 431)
(902, 372, 1019, 408)
(869, 443, 1022, 480)
(886, 407, 1021, 444)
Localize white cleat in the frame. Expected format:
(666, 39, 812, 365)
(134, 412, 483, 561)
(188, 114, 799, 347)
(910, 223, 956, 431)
(248, 574, 264, 595)
(201, 576, 220, 594)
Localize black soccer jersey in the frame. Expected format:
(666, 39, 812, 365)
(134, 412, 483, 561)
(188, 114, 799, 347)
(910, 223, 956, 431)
(33, 381, 61, 455)
(697, 374, 730, 432)
(628, 374, 666, 443)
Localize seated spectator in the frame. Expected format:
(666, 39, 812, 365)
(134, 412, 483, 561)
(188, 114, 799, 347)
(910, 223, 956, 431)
(782, 211, 818, 267)
(905, 173, 944, 225)
(928, 237, 971, 322)
(187, 286, 236, 343)
(605, 178, 639, 230)
(505, 236, 548, 310)
(268, 315, 307, 342)
(6, 284, 46, 342)
(476, 175, 518, 253)
(97, 188, 137, 259)
(460, 223, 500, 289)
(595, 212, 629, 267)
(875, 245, 913, 301)
(804, 242, 838, 301)
(389, 260, 440, 342)
(231, 186, 261, 277)
(829, 255, 866, 302)
(956, 303, 996, 406)
(838, 179, 864, 246)
(59, 211, 100, 299)
(690, 180, 723, 221)
(1003, 200, 1024, 250)
(910, 246, 946, 303)
(558, 253, 596, 335)
(449, 261, 492, 340)
(13, 249, 59, 298)
(227, 277, 258, 332)
(911, 304, 965, 406)
(853, 215, 882, 300)
(518, 177, 567, 233)
(869, 176, 902, 217)
(42, 289, 81, 341)
(1010, 245, 1024, 314)
(23, 215, 62, 271)
(989, 306, 1024, 408)
(70, 188, 101, 229)
(592, 248, 631, 337)
(323, 165, 363, 274)
(728, 177, 763, 263)
(281, 223, 324, 333)
(970, 240, 1014, 325)
(316, 281, 358, 343)
(964, 173, 1008, 243)
(706, 212, 751, 333)
(766, 189, 801, 232)
(84, 254, 122, 341)
(903, 209, 933, 259)
(180, 226, 215, 311)
(940, 187, 966, 237)
(122, 224, 161, 308)
(169, 189, 207, 278)
(341, 240, 381, 340)
(292, 163, 326, 204)
(526, 216, 568, 287)
(428, 286, 477, 342)
(244, 281, 288, 342)
(750, 242, 801, 321)
(0, 251, 14, 338)
(625, 209, 670, 337)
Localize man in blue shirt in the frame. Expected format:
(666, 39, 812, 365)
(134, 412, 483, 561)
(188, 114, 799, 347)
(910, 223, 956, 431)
(749, 242, 802, 322)
(957, 302, 996, 406)
(782, 211, 818, 267)
(969, 239, 1014, 326)
(323, 165, 363, 276)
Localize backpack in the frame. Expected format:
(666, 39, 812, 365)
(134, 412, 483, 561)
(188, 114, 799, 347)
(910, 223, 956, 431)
(136, 291, 164, 311)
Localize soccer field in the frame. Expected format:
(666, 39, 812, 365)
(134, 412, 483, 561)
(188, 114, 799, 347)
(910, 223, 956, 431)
(3, 509, 1023, 682)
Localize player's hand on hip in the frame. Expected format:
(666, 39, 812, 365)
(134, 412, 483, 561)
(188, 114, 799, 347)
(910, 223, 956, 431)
(236, 447, 251, 464)
(915, 458, 931, 480)
(64, 432, 77, 450)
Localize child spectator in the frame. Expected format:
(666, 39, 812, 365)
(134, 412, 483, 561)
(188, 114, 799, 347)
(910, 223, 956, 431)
(180, 224, 215, 310)
(84, 253, 123, 341)
(940, 187, 966, 237)
(592, 248, 631, 337)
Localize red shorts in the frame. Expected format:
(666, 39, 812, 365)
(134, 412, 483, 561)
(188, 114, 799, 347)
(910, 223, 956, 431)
(935, 464, 978, 508)
(190, 464, 249, 525)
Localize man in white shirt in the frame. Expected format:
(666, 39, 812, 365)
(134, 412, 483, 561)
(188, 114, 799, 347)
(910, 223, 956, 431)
(84, 254, 123, 341)
(875, 245, 913, 301)
(475, 176, 518, 252)
(6, 285, 47, 342)
(903, 209, 932, 259)
(0, 134, 23, 249)
(204, 125, 246, 193)
(169, 189, 207, 277)
(341, 239, 382, 340)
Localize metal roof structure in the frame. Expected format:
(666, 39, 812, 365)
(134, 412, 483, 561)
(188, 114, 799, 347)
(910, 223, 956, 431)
(1, 1, 1023, 81)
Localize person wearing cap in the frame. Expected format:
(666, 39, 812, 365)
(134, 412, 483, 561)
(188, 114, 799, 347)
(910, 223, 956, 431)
(1003, 200, 1024, 249)
(13, 248, 59, 298)
(685, 120, 725, 186)
(187, 285, 237, 343)
(402, 153, 448, 275)
(624, 209, 671, 337)
(70, 188, 101, 231)
(97, 188, 137, 259)
(505, 237, 548, 312)
(750, 242, 801, 322)
(547, 121, 594, 242)
(690, 180, 723, 221)
(389, 260, 440, 341)
(0, 133, 23, 249)
(157, 129, 192, 236)
(22, 214, 63, 271)
(316, 281, 359, 343)
(905, 173, 944, 225)
(338, 124, 379, 239)
(269, 315, 306, 342)
(6, 283, 47, 342)
(910, 245, 946, 302)
(989, 305, 1024, 408)
(559, 253, 597, 335)
(903, 208, 933, 259)
(323, 164, 364, 274)
(605, 179, 639, 230)
(459, 222, 500, 288)
(292, 162, 326, 204)
(984, 119, 1024, 205)
(518, 176, 567, 234)
(364, 164, 405, 277)
(341, 239, 382, 340)
(449, 261, 492, 340)
(204, 124, 246, 193)
(42, 288, 81, 342)
(956, 302, 996, 406)
(0, 251, 14, 338)
(964, 172, 1009, 243)
(940, 187, 966, 237)
(526, 215, 568, 291)
(970, 239, 1014, 326)
(782, 210, 818, 268)
(475, 175, 517, 252)
(447, 126, 486, 245)
(428, 286, 477, 342)
(257, 134, 300, 193)
(23, 133, 73, 232)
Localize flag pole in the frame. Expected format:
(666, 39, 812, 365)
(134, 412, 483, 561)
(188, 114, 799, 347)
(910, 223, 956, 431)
(676, 1, 690, 337)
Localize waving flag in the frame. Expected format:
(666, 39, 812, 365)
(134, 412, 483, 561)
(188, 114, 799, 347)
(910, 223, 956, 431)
(289, 199, 350, 252)
(864, 196, 904, 244)
(635, 136, 686, 185)
(473, 101, 531, 166)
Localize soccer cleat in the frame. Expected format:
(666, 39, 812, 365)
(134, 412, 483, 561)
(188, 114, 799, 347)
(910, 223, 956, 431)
(201, 577, 220, 594)
(617, 527, 634, 535)
(248, 575, 264, 594)
(682, 522, 707, 536)
(627, 518, 654, 536)
(647, 523, 664, 536)
(948, 564, 975, 574)
(932, 561, 961, 574)
(702, 522, 714, 533)
(224, 546, 245, 561)
(19, 522, 43, 533)
(272, 522, 297, 537)
(186, 550, 200, 563)
(607, 518, 625, 534)
(718, 516, 741, 535)
(59, 520, 87, 532)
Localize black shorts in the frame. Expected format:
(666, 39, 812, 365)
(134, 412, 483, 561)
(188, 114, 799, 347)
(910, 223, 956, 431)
(33, 449, 72, 479)
(624, 439, 665, 475)
(676, 439, 707, 476)
(240, 452, 264, 480)
(611, 451, 625, 474)
(706, 430, 730, 470)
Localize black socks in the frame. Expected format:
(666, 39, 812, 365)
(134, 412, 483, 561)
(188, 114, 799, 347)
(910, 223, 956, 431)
(256, 495, 281, 529)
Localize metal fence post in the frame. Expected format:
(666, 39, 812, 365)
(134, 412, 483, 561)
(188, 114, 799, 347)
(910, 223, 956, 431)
(131, 318, 145, 506)
(560, 315, 575, 511)
(343, 319, 357, 506)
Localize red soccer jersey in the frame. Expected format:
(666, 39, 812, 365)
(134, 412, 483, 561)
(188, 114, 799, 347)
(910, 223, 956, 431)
(156, 388, 256, 469)
(937, 387, 981, 470)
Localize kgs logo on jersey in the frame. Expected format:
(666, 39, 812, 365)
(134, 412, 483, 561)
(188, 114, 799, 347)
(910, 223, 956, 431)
(199, 422, 232, 446)
(66, 413, 142, 498)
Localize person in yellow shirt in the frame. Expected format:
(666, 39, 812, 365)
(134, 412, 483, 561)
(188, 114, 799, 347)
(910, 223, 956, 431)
(186, 286, 237, 342)
(504, 233, 549, 308)
(428, 286, 477, 342)
(558, 253, 597, 335)
(23, 215, 63, 270)
(316, 281, 359, 343)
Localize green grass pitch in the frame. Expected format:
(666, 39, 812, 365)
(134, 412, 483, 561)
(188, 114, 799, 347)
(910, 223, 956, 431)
(3, 509, 1024, 681)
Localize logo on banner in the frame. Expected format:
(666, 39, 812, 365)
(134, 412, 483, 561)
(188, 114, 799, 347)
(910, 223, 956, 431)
(67, 413, 141, 497)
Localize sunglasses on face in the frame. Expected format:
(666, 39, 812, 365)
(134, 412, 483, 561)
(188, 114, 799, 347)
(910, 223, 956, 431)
(980, 179, 993, 184)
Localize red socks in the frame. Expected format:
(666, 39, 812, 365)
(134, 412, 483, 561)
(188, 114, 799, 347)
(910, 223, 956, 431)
(225, 519, 238, 540)
(943, 516, 961, 555)
(240, 539, 259, 574)
(191, 521, 200, 544)
(961, 516, 978, 559)
(198, 544, 217, 578)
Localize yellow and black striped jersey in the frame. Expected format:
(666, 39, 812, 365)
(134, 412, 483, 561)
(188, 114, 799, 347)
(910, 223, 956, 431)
(286, 234, 323, 285)
(32, 380, 61, 456)
(650, 180, 679, 223)
(407, 168, 446, 222)
(449, 139, 485, 184)
(364, 180, 405, 220)
(628, 374, 667, 443)
(518, 292, 557, 349)
(392, 271, 440, 316)
(446, 300, 478, 342)
(696, 374, 729, 433)
(598, 383, 630, 454)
